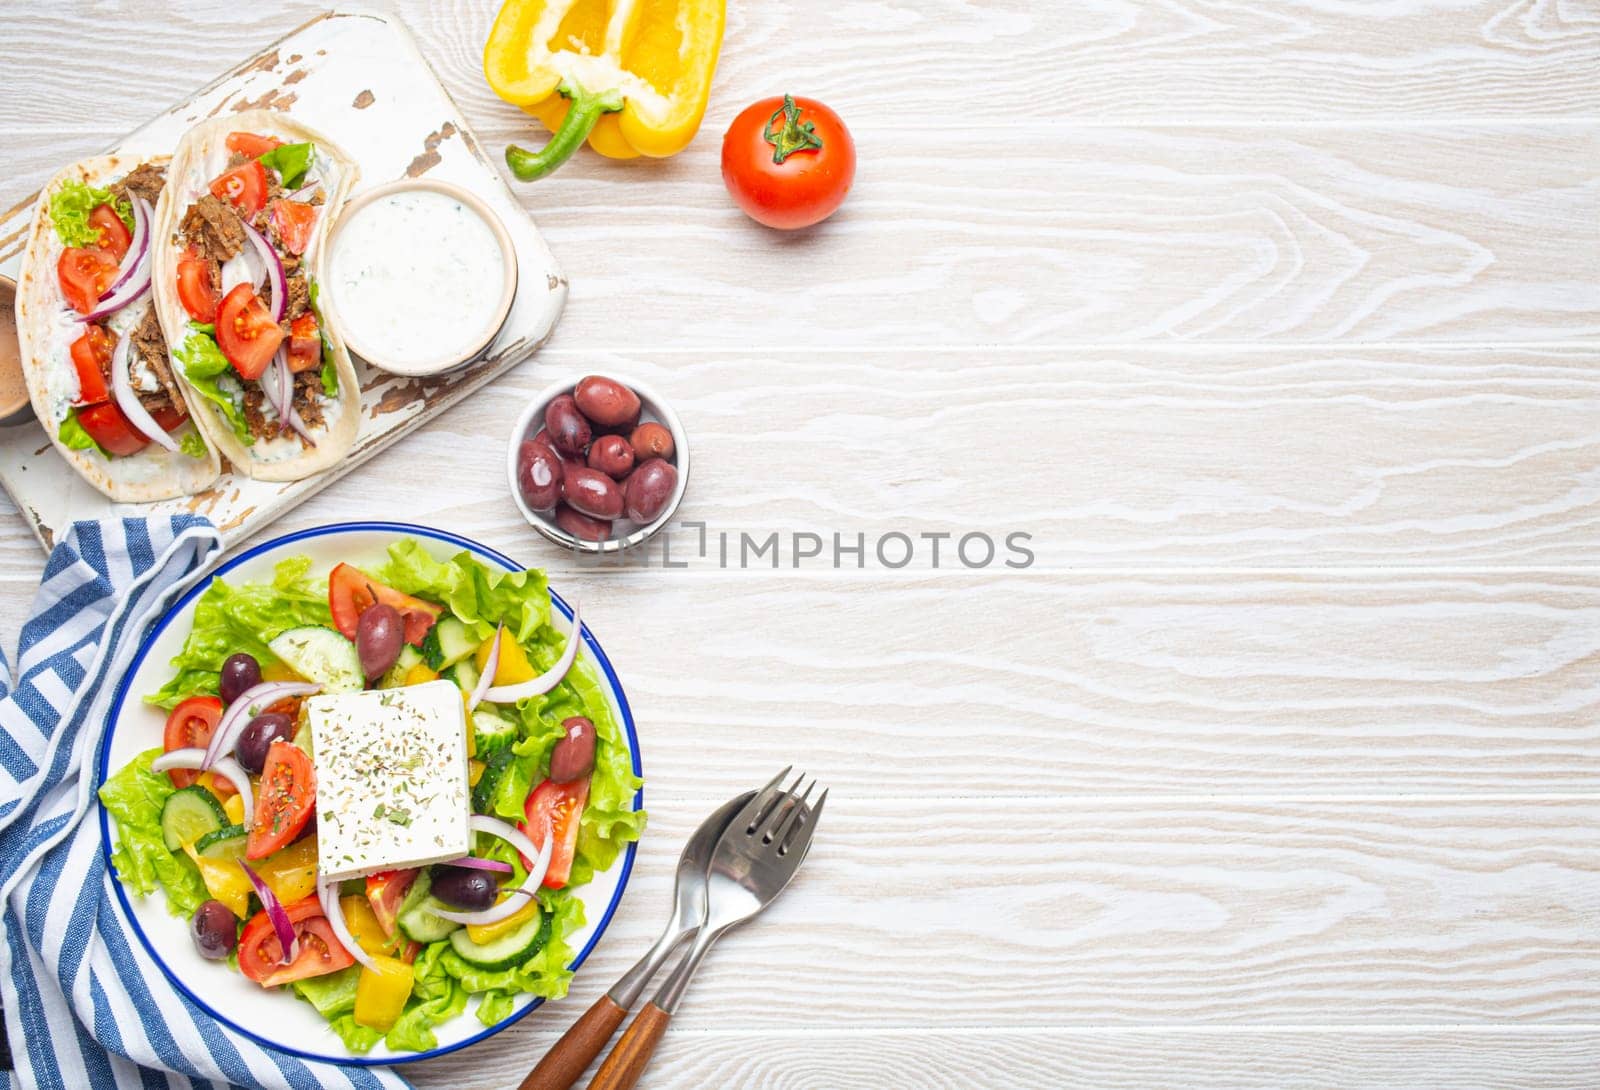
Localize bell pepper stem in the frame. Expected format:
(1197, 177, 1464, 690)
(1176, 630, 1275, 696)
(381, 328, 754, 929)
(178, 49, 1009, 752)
(505, 82, 625, 182)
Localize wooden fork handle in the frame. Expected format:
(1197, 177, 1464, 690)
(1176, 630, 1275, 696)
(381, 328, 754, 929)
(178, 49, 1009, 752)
(583, 1002, 672, 1090)
(519, 995, 628, 1090)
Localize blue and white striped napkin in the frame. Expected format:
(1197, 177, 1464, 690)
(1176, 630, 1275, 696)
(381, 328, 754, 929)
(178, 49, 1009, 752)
(0, 518, 411, 1090)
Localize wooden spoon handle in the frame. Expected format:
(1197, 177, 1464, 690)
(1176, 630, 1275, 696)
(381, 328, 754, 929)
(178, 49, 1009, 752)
(519, 995, 628, 1090)
(584, 1002, 672, 1090)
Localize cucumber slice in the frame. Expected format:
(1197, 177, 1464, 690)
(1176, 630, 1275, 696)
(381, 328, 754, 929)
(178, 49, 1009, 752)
(268, 626, 364, 693)
(378, 644, 423, 689)
(445, 657, 481, 695)
(447, 902, 551, 970)
(194, 823, 248, 860)
(395, 870, 461, 943)
(160, 786, 227, 851)
(471, 745, 517, 813)
(421, 616, 475, 671)
(471, 708, 518, 756)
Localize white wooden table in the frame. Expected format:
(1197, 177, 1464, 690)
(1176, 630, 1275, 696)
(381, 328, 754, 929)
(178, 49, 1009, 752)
(3, 4, 1598, 1087)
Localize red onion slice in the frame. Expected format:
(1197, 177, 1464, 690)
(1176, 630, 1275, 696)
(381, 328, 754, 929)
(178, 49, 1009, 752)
(83, 274, 150, 324)
(203, 680, 321, 768)
(151, 749, 254, 827)
(283, 402, 318, 447)
(286, 179, 319, 201)
(480, 601, 581, 705)
(466, 624, 502, 712)
(316, 875, 378, 972)
(219, 247, 263, 297)
(432, 815, 553, 926)
(241, 861, 298, 964)
(109, 332, 178, 453)
(242, 221, 286, 322)
(260, 348, 288, 424)
(101, 196, 151, 298)
(441, 856, 513, 875)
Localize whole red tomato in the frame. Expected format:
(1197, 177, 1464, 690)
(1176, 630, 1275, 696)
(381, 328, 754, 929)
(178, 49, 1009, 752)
(721, 94, 855, 230)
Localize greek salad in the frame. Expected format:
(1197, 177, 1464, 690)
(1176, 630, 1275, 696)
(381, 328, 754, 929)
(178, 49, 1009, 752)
(98, 539, 644, 1053)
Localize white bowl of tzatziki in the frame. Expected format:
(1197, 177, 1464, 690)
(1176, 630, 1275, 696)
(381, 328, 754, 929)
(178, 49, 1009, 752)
(324, 179, 517, 376)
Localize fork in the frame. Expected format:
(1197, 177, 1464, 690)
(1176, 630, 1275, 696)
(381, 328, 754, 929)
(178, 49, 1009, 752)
(584, 770, 826, 1090)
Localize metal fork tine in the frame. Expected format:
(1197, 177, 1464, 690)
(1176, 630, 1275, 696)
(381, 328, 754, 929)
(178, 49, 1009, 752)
(769, 778, 816, 850)
(781, 787, 826, 857)
(759, 775, 809, 844)
(748, 769, 798, 833)
(730, 766, 790, 836)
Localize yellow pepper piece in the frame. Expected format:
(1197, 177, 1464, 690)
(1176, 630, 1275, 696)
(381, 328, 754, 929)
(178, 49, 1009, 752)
(354, 954, 415, 1033)
(223, 793, 246, 826)
(404, 662, 439, 686)
(182, 844, 252, 918)
(340, 895, 394, 957)
(261, 659, 303, 683)
(469, 759, 486, 787)
(475, 628, 538, 686)
(254, 837, 320, 905)
(485, 0, 726, 179)
(193, 771, 232, 806)
(466, 896, 541, 946)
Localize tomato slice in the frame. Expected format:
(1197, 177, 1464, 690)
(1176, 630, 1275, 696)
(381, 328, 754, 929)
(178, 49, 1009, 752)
(326, 564, 442, 647)
(89, 204, 132, 262)
(216, 283, 284, 381)
(238, 895, 354, 987)
(247, 740, 315, 859)
(365, 869, 419, 937)
(285, 313, 321, 373)
(268, 199, 317, 256)
(226, 131, 282, 159)
(209, 159, 269, 217)
(162, 695, 223, 789)
(519, 778, 589, 890)
(56, 247, 118, 315)
(150, 403, 187, 433)
(75, 402, 150, 457)
(176, 246, 218, 324)
(69, 325, 113, 405)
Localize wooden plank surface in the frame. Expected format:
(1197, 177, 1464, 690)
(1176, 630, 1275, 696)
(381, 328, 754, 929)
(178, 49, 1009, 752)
(1, 2, 1597, 1088)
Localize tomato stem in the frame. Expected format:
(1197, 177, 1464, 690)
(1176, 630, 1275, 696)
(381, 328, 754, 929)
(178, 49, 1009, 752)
(763, 94, 824, 164)
(505, 82, 624, 182)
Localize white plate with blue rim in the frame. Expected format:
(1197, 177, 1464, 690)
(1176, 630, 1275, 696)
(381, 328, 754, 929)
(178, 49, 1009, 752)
(95, 521, 642, 1065)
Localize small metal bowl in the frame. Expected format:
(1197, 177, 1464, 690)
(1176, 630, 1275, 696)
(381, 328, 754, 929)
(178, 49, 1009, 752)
(0, 274, 34, 427)
(507, 375, 690, 554)
(324, 178, 518, 377)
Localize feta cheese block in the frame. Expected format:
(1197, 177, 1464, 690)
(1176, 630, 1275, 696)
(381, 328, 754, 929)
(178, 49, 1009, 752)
(307, 679, 471, 881)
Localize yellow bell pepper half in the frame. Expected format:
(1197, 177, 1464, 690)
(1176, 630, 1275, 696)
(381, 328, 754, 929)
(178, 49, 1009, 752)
(484, 0, 726, 180)
(254, 837, 320, 906)
(354, 954, 415, 1033)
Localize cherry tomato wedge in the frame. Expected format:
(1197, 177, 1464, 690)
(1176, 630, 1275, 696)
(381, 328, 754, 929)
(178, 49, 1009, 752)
(268, 199, 317, 256)
(69, 325, 113, 405)
(75, 402, 150, 457)
(209, 159, 269, 217)
(365, 869, 419, 937)
(226, 131, 282, 159)
(89, 204, 132, 262)
(326, 564, 442, 647)
(721, 94, 856, 230)
(238, 895, 354, 987)
(519, 778, 589, 890)
(247, 740, 316, 859)
(150, 402, 187, 433)
(162, 695, 223, 789)
(216, 283, 283, 380)
(56, 247, 118, 315)
(176, 246, 218, 324)
(285, 312, 321, 373)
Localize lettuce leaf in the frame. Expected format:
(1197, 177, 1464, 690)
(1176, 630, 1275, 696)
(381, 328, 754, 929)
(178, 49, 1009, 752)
(258, 142, 314, 189)
(50, 179, 131, 248)
(145, 556, 332, 708)
(174, 329, 252, 446)
(179, 430, 208, 459)
(383, 940, 468, 1052)
(307, 281, 339, 397)
(97, 747, 209, 917)
(58, 408, 109, 458)
(377, 540, 550, 645)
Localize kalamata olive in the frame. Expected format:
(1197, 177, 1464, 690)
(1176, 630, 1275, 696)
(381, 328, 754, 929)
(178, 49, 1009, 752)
(191, 900, 238, 959)
(587, 435, 634, 480)
(236, 712, 295, 774)
(549, 716, 598, 783)
(573, 375, 642, 429)
(431, 866, 499, 911)
(518, 440, 565, 511)
(629, 421, 675, 463)
(563, 465, 625, 519)
(544, 394, 591, 456)
(356, 603, 404, 679)
(555, 504, 613, 542)
(625, 458, 679, 522)
(219, 653, 262, 705)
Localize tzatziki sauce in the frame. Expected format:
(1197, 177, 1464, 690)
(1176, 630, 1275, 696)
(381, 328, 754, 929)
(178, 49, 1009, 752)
(327, 188, 507, 369)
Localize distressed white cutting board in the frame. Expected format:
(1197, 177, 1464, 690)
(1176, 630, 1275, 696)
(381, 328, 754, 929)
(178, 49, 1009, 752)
(0, 8, 565, 551)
